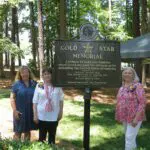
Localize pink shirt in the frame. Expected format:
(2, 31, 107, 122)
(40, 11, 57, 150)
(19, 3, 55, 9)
(115, 82, 146, 123)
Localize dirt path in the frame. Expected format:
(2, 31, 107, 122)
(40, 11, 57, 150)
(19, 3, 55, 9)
(0, 99, 13, 138)
(0, 98, 38, 140)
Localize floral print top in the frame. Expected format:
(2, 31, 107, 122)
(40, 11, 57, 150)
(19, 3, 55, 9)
(115, 82, 146, 123)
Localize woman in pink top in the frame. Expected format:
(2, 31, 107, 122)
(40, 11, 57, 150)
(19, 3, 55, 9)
(115, 67, 146, 150)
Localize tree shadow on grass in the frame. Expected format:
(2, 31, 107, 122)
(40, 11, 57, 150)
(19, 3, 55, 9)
(90, 134, 124, 150)
(66, 100, 116, 127)
(137, 127, 150, 150)
(59, 129, 150, 150)
(62, 101, 150, 150)
(66, 100, 84, 107)
(64, 114, 84, 123)
(58, 139, 83, 150)
(59, 135, 124, 150)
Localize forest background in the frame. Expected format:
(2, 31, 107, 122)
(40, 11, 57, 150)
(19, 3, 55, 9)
(0, 0, 150, 79)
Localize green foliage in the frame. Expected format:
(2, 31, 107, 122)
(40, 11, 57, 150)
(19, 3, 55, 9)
(27, 59, 39, 77)
(0, 138, 65, 150)
(0, 38, 23, 56)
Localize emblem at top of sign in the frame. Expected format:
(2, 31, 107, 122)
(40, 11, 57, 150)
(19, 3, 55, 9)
(80, 23, 97, 40)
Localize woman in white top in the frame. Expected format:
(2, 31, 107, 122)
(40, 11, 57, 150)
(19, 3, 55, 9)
(33, 68, 64, 144)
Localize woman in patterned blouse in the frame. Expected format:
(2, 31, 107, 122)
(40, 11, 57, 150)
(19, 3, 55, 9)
(115, 67, 146, 150)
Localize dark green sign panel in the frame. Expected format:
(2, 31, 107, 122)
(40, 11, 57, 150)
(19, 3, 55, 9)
(53, 40, 121, 88)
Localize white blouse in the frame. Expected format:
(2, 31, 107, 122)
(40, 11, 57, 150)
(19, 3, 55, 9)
(33, 84, 64, 121)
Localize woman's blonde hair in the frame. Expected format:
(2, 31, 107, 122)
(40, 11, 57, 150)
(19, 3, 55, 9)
(15, 66, 35, 81)
(122, 67, 139, 84)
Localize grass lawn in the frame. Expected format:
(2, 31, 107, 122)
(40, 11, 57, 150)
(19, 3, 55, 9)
(58, 99, 150, 150)
(0, 89, 150, 150)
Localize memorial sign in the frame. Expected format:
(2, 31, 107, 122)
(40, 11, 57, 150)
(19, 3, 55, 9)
(53, 23, 121, 150)
(53, 40, 121, 88)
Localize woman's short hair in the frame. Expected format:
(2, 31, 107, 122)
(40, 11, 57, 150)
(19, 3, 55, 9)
(42, 67, 53, 74)
(15, 66, 35, 81)
(122, 67, 139, 83)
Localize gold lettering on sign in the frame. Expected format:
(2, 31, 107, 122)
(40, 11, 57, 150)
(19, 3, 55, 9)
(60, 45, 77, 51)
(99, 46, 115, 52)
(73, 54, 102, 59)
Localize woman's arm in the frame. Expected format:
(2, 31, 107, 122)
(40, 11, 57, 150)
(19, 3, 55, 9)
(132, 83, 146, 127)
(58, 101, 64, 121)
(33, 103, 38, 124)
(10, 92, 16, 111)
(32, 85, 39, 124)
(10, 92, 21, 120)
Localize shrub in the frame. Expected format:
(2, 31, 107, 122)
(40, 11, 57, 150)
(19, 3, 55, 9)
(0, 138, 65, 150)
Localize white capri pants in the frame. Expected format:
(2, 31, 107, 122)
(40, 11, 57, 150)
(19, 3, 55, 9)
(123, 121, 142, 150)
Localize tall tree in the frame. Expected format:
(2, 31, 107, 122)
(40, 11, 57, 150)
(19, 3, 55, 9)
(29, 1, 37, 63)
(0, 4, 10, 77)
(141, 0, 148, 34)
(16, 8, 21, 66)
(37, 0, 44, 79)
(108, 0, 112, 26)
(133, 0, 141, 80)
(0, 12, 4, 77)
(126, 0, 133, 36)
(77, 0, 80, 36)
(59, 0, 67, 39)
(133, 0, 140, 37)
(11, 6, 17, 78)
(148, 0, 150, 32)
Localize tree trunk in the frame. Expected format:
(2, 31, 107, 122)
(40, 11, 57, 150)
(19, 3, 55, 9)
(16, 8, 21, 66)
(142, 64, 146, 87)
(45, 16, 50, 67)
(0, 11, 4, 77)
(0, 54, 4, 77)
(5, 15, 10, 68)
(141, 0, 148, 34)
(108, 0, 112, 26)
(132, 0, 140, 37)
(133, 0, 141, 80)
(148, 7, 150, 32)
(37, 0, 44, 79)
(29, 1, 37, 63)
(50, 41, 53, 67)
(59, 0, 67, 39)
(126, 0, 133, 36)
(0, 23, 3, 77)
(77, 0, 80, 36)
(11, 7, 17, 79)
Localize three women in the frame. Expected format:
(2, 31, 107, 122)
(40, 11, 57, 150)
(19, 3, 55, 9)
(10, 65, 146, 149)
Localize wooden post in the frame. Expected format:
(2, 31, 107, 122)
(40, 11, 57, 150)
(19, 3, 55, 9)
(142, 63, 147, 87)
(83, 88, 92, 150)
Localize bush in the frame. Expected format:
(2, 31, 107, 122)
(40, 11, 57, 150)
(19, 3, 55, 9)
(0, 138, 65, 150)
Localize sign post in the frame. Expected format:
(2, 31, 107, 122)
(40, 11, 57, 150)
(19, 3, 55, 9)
(83, 87, 92, 150)
(53, 24, 121, 149)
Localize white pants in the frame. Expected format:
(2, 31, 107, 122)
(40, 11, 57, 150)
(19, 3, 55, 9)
(123, 121, 142, 150)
